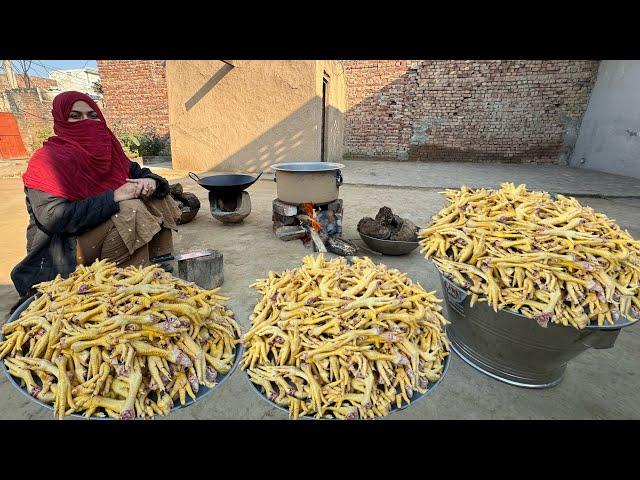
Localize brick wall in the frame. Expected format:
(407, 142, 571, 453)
(0, 73, 57, 91)
(343, 60, 599, 164)
(96, 60, 170, 153)
(1, 88, 53, 154)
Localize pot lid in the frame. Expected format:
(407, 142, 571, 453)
(270, 162, 345, 172)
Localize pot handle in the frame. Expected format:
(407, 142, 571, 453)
(580, 329, 621, 350)
(188, 172, 201, 183)
(336, 170, 343, 187)
(441, 273, 468, 317)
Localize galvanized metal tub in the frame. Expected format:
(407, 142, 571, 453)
(435, 265, 637, 388)
(1, 295, 243, 419)
(243, 352, 450, 420)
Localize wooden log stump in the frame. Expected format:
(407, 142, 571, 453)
(177, 251, 223, 289)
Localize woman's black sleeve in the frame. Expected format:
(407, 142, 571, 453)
(128, 161, 170, 198)
(26, 188, 120, 237)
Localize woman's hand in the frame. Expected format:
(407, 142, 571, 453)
(114, 181, 144, 202)
(126, 178, 158, 198)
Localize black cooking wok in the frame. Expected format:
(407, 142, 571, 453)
(188, 171, 263, 195)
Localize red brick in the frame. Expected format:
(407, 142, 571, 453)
(343, 60, 599, 164)
(96, 61, 169, 145)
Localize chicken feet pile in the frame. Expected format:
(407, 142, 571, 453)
(242, 255, 449, 419)
(1, 259, 241, 419)
(419, 183, 640, 329)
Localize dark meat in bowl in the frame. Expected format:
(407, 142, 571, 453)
(357, 217, 391, 239)
(375, 206, 396, 226)
(359, 207, 418, 242)
(390, 218, 418, 242)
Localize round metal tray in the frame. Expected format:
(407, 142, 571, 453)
(243, 349, 450, 420)
(1, 294, 242, 419)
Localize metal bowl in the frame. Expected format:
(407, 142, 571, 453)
(243, 351, 450, 420)
(1, 294, 242, 419)
(358, 227, 421, 256)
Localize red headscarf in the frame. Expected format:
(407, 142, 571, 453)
(22, 91, 131, 201)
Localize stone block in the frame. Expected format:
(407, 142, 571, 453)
(327, 199, 343, 213)
(272, 212, 297, 226)
(274, 225, 307, 241)
(273, 199, 299, 217)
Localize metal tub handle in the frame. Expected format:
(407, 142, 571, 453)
(441, 274, 469, 316)
(336, 170, 343, 187)
(189, 172, 201, 183)
(580, 328, 621, 350)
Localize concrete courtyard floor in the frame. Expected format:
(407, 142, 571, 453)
(1, 160, 639, 419)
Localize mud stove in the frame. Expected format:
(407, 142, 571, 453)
(272, 198, 356, 255)
(209, 191, 252, 224)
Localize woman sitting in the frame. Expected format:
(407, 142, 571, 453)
(11, 91, 181, 308)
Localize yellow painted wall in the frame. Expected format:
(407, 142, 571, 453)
(166, 60, 345, 172)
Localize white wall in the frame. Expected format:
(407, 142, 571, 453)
(49, 69, 100, 96)
(570, 61, 640, 179)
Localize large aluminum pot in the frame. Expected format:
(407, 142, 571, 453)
(435, 265, 636, 388)
(271, 162, 344, 205)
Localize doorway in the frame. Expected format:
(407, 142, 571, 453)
(321, 73, 329, 162)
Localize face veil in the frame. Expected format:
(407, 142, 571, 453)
(22, 91, 131, 201)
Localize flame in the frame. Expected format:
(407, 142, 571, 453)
(301, 202, 322, 232)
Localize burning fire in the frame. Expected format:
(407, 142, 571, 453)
(301, 203, 322, 232)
